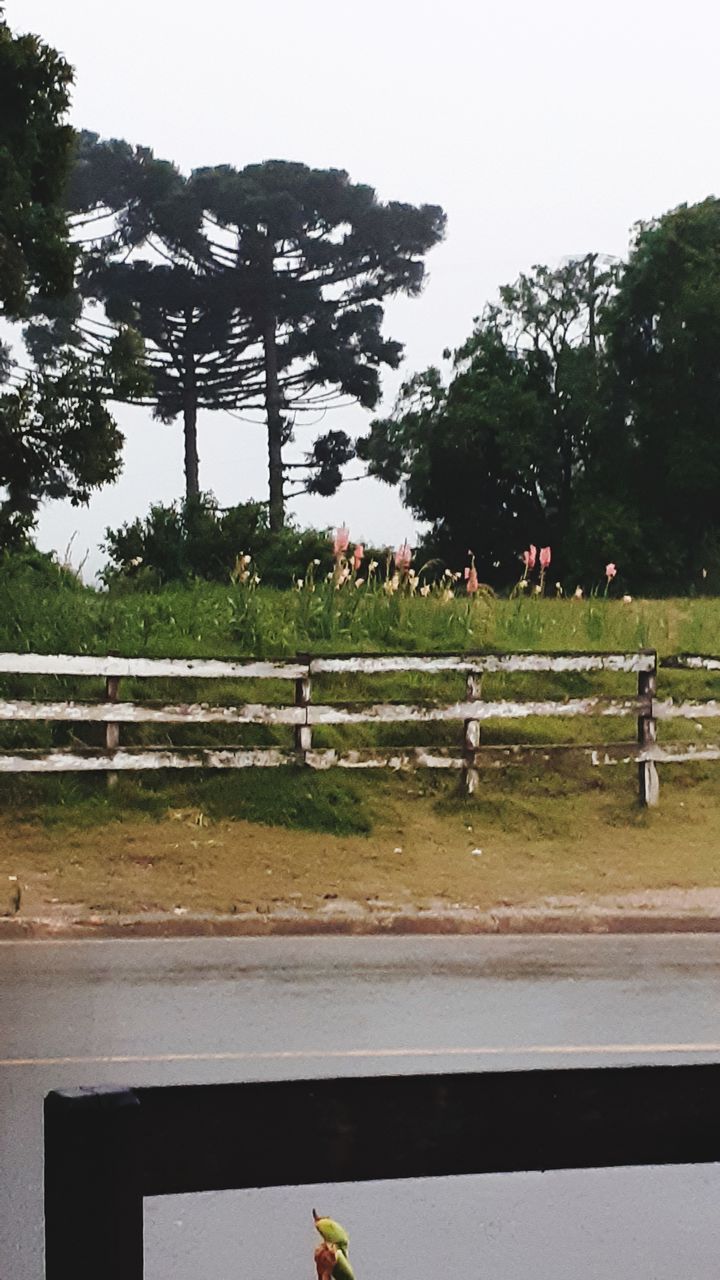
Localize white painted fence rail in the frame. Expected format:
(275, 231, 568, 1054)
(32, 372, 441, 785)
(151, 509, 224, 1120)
(0, 649, 717, 806)
(0, 653, 308, 679)
(0, 650, 656, 677)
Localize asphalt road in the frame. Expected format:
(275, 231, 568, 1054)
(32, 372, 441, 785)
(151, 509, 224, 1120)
(2, 935, 720, 1280)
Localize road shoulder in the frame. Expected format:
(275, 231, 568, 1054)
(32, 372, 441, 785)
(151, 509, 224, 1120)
(4, 888, 720, 938)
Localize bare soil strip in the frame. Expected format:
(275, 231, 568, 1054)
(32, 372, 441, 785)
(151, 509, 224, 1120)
(3, 773, 720, 935)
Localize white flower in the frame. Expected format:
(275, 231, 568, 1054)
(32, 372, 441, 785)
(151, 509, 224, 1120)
(129, 555, 143, 567)
(574, 586, 583, 599)
(420, 584, 431, 597)
(622, 594, 633, 603)
(354, 577, 365, 588)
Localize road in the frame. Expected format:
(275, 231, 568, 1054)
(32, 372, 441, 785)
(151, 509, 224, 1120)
(1, 935, 720, 1280)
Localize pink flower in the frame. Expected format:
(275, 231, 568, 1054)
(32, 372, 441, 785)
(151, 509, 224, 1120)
(332, 526, 350, 557)
(606, 562, 617, 579)
(539, 546, 551, 569)
(466, 567, 479, 595)
(523, 545, 537, 571)
(394, 541, 413, 572)
(352, 543, 364, 571)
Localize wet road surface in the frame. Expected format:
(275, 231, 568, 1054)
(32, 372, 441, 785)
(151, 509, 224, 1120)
(2, 934, 719, 1279)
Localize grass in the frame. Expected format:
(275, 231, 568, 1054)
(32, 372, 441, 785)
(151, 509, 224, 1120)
(0, 769, 372, 836)
(1, 563, 720, 921)
(1, 576, 719, 768)
(3, 554, 720, 659)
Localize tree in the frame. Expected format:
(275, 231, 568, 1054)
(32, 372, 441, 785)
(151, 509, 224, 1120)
(24, 130, 227, 500)
(30, 136, 358, 504)
(604, 199, 720, 589)
(0, 354, 123, 547)
(31, 146, 444, 516)
(359, 255, 616, 583)
(83, 258, 248, 500)
(193, 161, 446, 528)
(0, 10, 75, 315)
(0, 22, 127, 549)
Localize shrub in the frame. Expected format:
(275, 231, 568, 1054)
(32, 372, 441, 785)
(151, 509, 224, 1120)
(0, 544, 95, 654)
(102, 494, 334, 588)
(0, 544, 84, 592)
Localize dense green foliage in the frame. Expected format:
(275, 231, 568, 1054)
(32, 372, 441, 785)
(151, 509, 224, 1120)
(360, 206, 720, 593)
(0, 12, 74, 315)
(604, 199, 720, 588)
(0, 18, 130, 550)
(0, 353, 124, 546)
(102, 495, 332, 588)
(359, 254, 616, 583)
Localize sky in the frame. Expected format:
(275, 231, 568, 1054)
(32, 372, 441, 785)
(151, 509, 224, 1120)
(8, 0, 720, 578)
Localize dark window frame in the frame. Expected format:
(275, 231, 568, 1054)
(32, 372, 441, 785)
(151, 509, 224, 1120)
(44, 1064, 720, 1280)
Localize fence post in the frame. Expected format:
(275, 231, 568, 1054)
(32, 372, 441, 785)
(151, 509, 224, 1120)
(295, 658, 312, 755)
(105, 672, 120, 789)
(464, 672, 480, 795)
(638, 653, 659, 807)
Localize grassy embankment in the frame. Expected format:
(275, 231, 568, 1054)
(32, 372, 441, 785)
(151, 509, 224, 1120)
(1, 564, 719, 919)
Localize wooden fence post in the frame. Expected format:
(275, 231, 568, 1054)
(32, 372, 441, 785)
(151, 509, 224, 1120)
(464, 673, 480, 795)
(105, 674, 120, 789)
(638, 654, 659, 807)
(295, 661, 312, 755)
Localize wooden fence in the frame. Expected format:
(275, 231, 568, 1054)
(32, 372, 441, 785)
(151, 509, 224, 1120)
(0, 649, 718, 805)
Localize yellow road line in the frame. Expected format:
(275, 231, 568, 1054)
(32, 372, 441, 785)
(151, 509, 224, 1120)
(2, 1043, 720, 1068)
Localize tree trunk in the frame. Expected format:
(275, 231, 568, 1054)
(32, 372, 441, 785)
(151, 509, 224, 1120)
(586, 252, 597, 356)
(262, 307, 285, 532)
(182, 351, 200, 501)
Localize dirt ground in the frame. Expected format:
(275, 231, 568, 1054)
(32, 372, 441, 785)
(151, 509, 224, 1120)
(2, 768, 720, 930)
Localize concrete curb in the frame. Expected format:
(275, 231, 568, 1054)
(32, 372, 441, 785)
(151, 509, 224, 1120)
(3, 908, 720, 939)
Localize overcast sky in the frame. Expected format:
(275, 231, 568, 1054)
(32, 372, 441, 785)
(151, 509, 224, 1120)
(8, 0, 720, 577)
